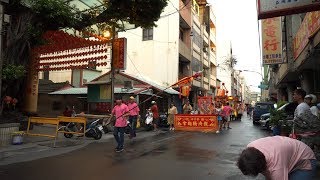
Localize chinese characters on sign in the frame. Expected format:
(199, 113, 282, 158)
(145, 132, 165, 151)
(113, 38, 127, 70)
(174, 115, 218, 132)
(262, 17, 283, 65)
(293, 11, 320, 60)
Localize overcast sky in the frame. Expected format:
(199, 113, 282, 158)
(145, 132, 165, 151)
(210, 0, 262, 92)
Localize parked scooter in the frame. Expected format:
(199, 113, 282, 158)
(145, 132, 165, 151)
(158, 112, 169, 128)
(63, 118, 103, 140)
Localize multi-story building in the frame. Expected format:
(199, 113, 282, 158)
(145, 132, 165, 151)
(189, 0, 217, 107)
(250, 92, 260, 104)
(118, 0, 216, 108)
(242, 84, 251, 104)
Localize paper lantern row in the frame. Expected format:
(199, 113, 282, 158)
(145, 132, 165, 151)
(34, 31, 110, 55)
(36, 62, 108, 71)
(37, 56, 108, 66)
(37, 48, 108, 61)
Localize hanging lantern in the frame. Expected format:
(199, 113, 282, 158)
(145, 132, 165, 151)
(181, 86, 191, 97)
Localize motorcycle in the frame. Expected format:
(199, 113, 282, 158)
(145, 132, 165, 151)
(63, 118, 103, 140)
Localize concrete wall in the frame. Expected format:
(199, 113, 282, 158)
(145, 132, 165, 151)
(37, 94, 86, 117)
(118, 0, 179, 86)
(82, 69, 101, 84)
(72, 70, 81, 87)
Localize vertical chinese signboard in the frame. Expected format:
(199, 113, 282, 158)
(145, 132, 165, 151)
(293, 11, 320, 60)
(113, 38, 127, 70)
(262, 17, 283, 65)
(24, 54, 39, 113)
(174, 115, 218, 132)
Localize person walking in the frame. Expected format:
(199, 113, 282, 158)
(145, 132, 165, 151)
(150, 101, 159, 132)
(237, 136, 316, 180)
(111, 98, 129, 152)
(128, 96, 140, 138)
(222, 102, 233, 129)
(168, 103, 178, 131)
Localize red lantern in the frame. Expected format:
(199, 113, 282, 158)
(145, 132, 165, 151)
(181, 86, 191, 97)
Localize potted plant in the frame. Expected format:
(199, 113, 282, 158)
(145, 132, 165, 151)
(269, 109, 286, 136)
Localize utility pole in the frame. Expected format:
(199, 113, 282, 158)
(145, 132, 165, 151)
(110, 25, 116, 110)
(0, 4, 4, 115)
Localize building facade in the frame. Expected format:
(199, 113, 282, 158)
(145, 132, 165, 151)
(267, 12, 320, 102)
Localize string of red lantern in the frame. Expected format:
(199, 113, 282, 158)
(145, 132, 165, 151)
(36, 62, 108, 71)
(33, 31, 110, 55)
(37, 48, 108, 61)
(37, 55, 108, 67)
(32, 30, 112, 71)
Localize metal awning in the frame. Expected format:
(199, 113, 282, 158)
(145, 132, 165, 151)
(49, 87, 87, 95)
(49, 87, 161, 97)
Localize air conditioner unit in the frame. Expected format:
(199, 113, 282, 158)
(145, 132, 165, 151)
(124, 81, 133, 89)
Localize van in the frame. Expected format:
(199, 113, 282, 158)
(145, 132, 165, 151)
(252, 102, 275, 124)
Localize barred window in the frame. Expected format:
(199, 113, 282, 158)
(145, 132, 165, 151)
(142, 28, 153, 41)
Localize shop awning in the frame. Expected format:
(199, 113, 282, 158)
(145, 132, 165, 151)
(49, 87, 161, 97)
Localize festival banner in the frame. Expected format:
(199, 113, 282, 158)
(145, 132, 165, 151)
(198, 96, 213, 115)
(293, 11, 320, 60)
(262, 17, 283, 65)
(174, 115, 218, 132)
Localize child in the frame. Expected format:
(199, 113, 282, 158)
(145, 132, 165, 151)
(215, 103, 223, 133)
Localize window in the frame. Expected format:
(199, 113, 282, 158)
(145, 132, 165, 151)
(192, 58, 201, 72)
(142, 28, 153, 41)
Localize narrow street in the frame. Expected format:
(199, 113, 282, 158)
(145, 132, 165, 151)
(0, 115, 269, 180)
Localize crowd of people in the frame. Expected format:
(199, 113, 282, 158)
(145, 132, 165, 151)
(108, 97, 246, 152)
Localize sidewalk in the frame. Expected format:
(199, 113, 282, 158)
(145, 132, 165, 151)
(0, 124, 163, 166)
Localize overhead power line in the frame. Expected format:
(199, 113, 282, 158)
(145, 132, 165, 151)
(161, 0, 192, 18)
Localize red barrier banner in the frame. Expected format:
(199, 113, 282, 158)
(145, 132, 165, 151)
(174, 115, 218, 132)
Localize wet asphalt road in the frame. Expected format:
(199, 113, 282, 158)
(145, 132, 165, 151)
(0, 116, 269, 180)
